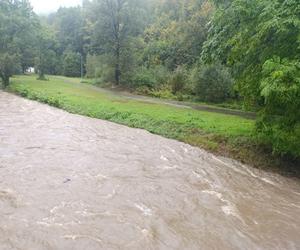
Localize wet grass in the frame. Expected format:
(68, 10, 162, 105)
(9, 74, 297, 174)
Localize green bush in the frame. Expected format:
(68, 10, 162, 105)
(134, 86, 152, 95)
(169, 67, 186, 94)
(256, 118, 300, 158)
(150, 86, 176, 99)
(86, 54, 115, 84)
(131, 67, 157, 88)
(154, 65, 170, 86)
(130, 65, 170, 89)
(191, 63, 233, 103)
(256, 58, 300, 158)
(62, 51, 81, 77)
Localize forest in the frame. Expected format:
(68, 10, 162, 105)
(0, 0, 299, 163)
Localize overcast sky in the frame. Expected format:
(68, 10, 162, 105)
(30, 0, 82, 14)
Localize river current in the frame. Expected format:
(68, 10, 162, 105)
(0, 91, 299, 249)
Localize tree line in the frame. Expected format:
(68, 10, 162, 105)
(0, 0, 299, 159)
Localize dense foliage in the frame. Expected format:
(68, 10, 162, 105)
(0, 0, 38, 86)
(191, 63, 233, 103)
(1, 0, 299, 159)
(202, 0, 300, 158)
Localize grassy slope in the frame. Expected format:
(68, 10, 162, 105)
(8, 75, 296, 174)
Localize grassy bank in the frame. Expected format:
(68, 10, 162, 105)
(8, 75, 298, 175)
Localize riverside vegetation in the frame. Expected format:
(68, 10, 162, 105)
(0, 0, 299, 172)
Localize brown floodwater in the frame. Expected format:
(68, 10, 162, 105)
(0, 91, 299, 250)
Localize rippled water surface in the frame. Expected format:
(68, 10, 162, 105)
(0, 91, 300, 250)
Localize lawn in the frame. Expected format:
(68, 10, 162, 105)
(9, 74, 276, 169)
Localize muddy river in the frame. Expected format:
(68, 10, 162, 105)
(0, 91, 299, 250)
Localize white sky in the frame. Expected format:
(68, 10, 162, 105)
(30, 0, 82, 14)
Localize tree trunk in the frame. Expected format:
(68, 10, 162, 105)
(2, 75, 10, 88)
(38, 70, 45, 80)
(115, 43, 121, 85)
(114, 0, 123, 86)
(37, 47, 46, 80)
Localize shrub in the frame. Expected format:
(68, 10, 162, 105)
(256, 118, 300, 158)
(150, 86, 176, 99)
(153, 65, 171, 86)
(169, 67, 186, 94)
(86, 54, 115, 84)
(62, 51, 81, 77)
(130, 65, 170, 89)
(256, 58, 300, 158)
(134, 86, 152, 95)
(131, 67, 157, 88)
(191, 63, 233, 103)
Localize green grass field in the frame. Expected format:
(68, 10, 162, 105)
(10, 74, 287, 171)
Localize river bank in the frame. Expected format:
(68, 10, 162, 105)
(9, 75, 299, 176)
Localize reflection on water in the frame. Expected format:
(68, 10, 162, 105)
(0, 91, 299, 249)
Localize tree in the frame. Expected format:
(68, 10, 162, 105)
(35, 26, 58, 80)
(202, 0, 300, 105)
(257, 58, 300, 157)
(201, 0, 300, 157)
(143, 0, 213, 70)
(63, 50, 81, 77)
(0, 54, 21, 88)
(0, 0, 37, 86)
(86, 0, 144, 85)
(49, 7, 85, 55)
